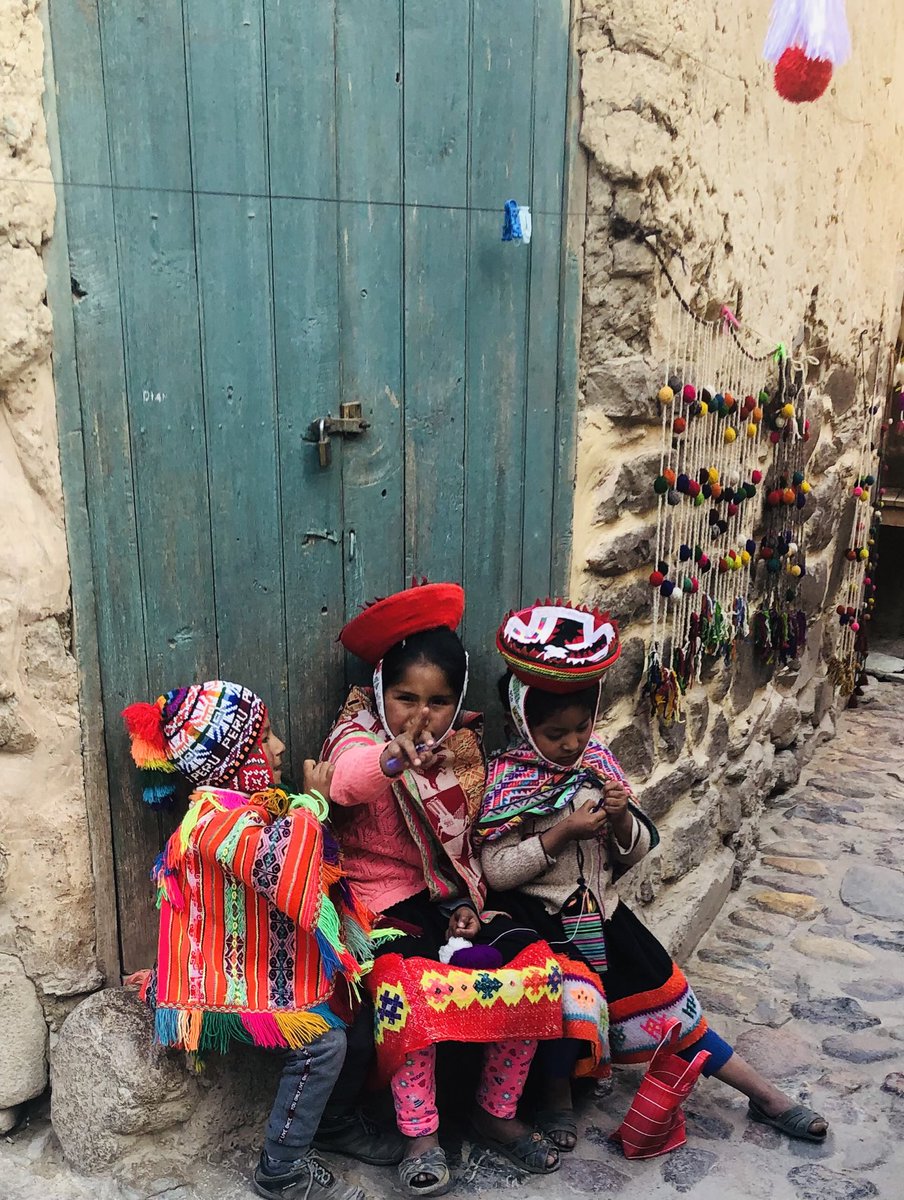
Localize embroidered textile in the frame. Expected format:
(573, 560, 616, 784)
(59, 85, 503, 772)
(142, 786, 379, 1053)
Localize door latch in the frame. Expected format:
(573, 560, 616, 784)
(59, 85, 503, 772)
(305, 402, 370, 467)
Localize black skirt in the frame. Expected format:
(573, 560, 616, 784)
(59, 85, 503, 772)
(487, 888, 710, 1063)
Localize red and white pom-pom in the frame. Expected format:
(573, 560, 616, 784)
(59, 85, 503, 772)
(763, 0, 851, 103)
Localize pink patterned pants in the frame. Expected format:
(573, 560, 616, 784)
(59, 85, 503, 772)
(390, 1039, 537, 1137)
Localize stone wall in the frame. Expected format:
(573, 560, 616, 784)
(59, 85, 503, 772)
(572, 0, 904, 958)
(0, 0, 101, 1131)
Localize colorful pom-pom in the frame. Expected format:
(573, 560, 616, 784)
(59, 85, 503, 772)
(774, 47, 833, 104)
(673, 417, 687, 434)
(682, 385, 696, 402)
(663, 468, 677, 486)
(653, 475, 669, 495)
(660, 580, 676, 597)
(724, 426, 737, 443)
(767, 490, 782, 507)
(782, 488, 796, 505)
(658, 386, 674, 404)
(751, 470, 763, 484)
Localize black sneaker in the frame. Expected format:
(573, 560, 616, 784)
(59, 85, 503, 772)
(314, 1110, 406, 1166)
(252, 1149, 367, 1200)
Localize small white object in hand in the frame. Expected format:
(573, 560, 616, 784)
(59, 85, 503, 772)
(438, 936, 472, 964)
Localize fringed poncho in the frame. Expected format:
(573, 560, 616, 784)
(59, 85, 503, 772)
(140, 786, 384, 1053)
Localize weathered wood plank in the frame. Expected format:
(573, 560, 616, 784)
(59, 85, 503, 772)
(41, 2, 120, 983)
(184, 0, 289, 729)
(463, 4, 534, 732)
(401, 0, 470, 585)
(265, 0, 346, 755)
(97, 0, 217, 693)
(521, 0, 570, 603)
(555, 0, 586, 595)
(335, 0, 405, 626)
(48, 0, 158, 971)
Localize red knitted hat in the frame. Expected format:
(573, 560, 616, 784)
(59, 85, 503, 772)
(340, 580, 465, 665)
(496, 601, 621, 693)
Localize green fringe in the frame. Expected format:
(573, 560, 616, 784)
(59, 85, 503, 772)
(197, 1011, 253, 1054)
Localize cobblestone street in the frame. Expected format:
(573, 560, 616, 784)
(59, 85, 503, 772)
(4, 680, 903, 1200)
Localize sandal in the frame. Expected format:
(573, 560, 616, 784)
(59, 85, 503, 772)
(747, 1099, 828, 1142)
(398, 1146, 451, 1197)
(469, 1123, 560, 1174)
(535, 1108, 578, 1152)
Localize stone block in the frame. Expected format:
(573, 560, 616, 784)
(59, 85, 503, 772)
(734, 1025, 813, 1079)
(772, 749, 802, 793)
(592, 450, 661, 524)
(611, 238, 655, 278)
(770, 697, 802, 750)
(0, 952, 48, 1108)
(647, 848, 735, 962)
(840, 864, 904, 921)
(635, 759, 704, 821)
(825, 366, 857, 416)
(657, 715, 687, 762)
(598, 636, 645, 708)
(51, 988, 283, 1174)
(586, 523, 656, 576)
(51, 989, 200, 1171)
(608, 719, 654, 780)
(658, 798, 719, 882)
(583, 574, 650, 629)
(583, 356, 659, 424)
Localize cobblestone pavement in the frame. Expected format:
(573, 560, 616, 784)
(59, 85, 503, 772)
(4, 680, 903, 1200)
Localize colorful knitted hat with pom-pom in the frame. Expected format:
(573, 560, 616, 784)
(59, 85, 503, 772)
(122, 681, 271, 804)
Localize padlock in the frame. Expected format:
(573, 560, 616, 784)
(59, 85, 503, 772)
(317, 418, 331, 468)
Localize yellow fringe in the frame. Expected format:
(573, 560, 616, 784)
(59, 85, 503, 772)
(273, 1011, 331, 1049)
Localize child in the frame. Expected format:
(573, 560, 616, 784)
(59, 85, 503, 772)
(323, 582, 560, 1196)
(476, 602, 828, 1151)
(123, 680, 387, 1200)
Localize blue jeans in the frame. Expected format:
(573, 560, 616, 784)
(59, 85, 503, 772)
(264, 1028, 347, 1163)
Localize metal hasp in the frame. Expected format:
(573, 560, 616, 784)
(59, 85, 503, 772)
(305, 402, 371, 467)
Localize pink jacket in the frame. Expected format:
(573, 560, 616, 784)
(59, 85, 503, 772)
(329, 743, 426, 913)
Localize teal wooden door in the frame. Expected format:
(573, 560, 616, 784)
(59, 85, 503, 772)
(48, 0, 581, 971)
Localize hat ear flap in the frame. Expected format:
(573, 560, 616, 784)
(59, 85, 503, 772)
(122, 701, 178, 804)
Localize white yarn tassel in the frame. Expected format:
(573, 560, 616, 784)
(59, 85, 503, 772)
(763, 0, 851, 65)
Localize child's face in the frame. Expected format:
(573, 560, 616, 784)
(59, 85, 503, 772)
(383, 660, 458, 740)
(260, 721, 286, 783)
(529, 704, 594, 767)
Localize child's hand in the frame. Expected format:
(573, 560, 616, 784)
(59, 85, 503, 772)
(603, 779, 634, 839)
(446, 905, 481, 941)
(303, 759, 335, 801)
(565, 796, 609, 842)
(602, 779, 630, 818)
(380, 706, 441, 776)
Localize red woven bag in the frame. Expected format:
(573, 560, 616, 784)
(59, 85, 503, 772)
(610, 1018, 711, 1159)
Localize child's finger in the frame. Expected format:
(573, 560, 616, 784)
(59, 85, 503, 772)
(397, 735, 422, 767)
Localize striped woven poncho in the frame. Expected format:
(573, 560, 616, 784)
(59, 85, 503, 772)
(140, 785, 386, 1053)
